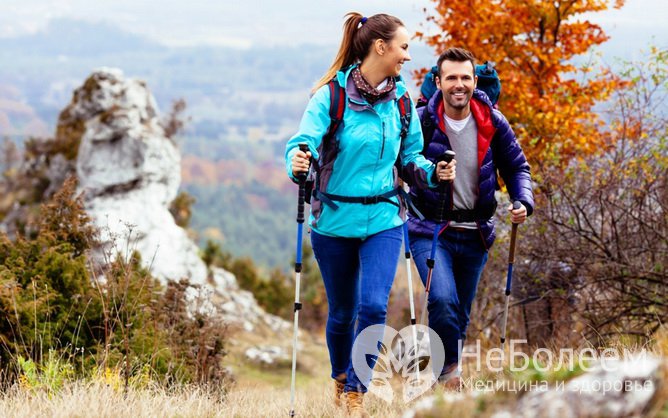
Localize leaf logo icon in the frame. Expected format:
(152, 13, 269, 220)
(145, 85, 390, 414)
(351, 324, 445, 403)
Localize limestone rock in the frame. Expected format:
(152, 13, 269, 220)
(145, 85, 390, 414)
(68, 68, 289, 334)
(510, 356, 665, 418)
(244, 345, 288, 366)
(404, 356, 666, 418)
(2, 67, 291, 340)
(63, 68, 205, 283)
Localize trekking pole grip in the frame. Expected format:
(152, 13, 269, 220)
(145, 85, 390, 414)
(508, 201, 521, 263)
(437, 150, 456, 190)
(296, 143, 309, 224)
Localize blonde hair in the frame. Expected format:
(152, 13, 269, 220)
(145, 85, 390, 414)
(312, 12, 404, 93)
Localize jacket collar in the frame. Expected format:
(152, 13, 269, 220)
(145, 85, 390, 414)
(336, 64, 407, 107)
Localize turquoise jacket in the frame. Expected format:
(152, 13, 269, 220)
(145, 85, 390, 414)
(285, 65, 436, 239)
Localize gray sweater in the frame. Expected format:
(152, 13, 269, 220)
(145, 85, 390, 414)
(445, 115, 479, 229)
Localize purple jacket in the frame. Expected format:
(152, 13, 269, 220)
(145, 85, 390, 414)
(407, 89, 534, 249)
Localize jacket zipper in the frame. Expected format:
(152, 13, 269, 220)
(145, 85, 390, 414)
(380, 121, 386, 159)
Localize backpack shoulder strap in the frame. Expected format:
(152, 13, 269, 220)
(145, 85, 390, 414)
(315, 79, 345, 171)
(395, 93, 427, 220)
(308, 80, 345, 202)
(395, 92, 413, 171)
(326, 80, 346, 141)
(397, 92, 412, 141)
(419, 104, 436, 153)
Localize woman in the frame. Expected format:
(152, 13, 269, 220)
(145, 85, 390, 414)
(285, 12, 450, 416)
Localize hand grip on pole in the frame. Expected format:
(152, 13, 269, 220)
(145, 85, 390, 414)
(436, 150, 455, 192)
(437, 150, 456, 167)
(297, 143, 310, 181)
(296, 143, 309, 224)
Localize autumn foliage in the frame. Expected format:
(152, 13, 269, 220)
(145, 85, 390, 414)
(417, 1, 667, 345)
(417, 0, 627, 170)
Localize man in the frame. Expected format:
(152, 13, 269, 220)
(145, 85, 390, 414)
(407, 47, 534, 388)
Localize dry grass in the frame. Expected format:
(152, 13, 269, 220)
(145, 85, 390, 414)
(0, 329, 416, 417)
(0, 377, 415, 417)
(222, 383, 409, 417)
(0, 382, 227, 418)
(3, 326, 667, 417)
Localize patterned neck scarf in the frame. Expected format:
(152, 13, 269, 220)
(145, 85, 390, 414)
(351, 67, 395, 105)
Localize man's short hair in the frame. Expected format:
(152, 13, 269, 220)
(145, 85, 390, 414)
(436, 47, 477, 77)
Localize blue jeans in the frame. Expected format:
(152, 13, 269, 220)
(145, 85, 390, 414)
(311, 225, 402, 393)
(409, 228, 488, 372)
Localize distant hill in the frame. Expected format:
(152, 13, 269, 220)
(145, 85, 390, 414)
(0, 18, 435, 269)
(0, 18, 435, 137)
(0, 18, 166, 56)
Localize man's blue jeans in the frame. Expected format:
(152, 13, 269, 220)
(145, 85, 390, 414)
(409, 228, 488, 372)
(311, 225, 402, 393)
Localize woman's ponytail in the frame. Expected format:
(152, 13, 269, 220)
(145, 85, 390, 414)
(312, 12, 364, 93)
(311, 13, 404, 93)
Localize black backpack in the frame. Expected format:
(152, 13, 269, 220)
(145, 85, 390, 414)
(304, 79, 413, 211)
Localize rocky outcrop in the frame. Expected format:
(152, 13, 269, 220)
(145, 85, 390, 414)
(57, 67, 206, 283)
(404, 356, 667, 418)
(9, 67, 290, 334)
(244, 345, 288, 366)
(510, 356, 666, 418)
(209, 267, 290, 333)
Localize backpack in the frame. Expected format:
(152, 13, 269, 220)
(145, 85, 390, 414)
(418, 61, 501, 107)
(304, 79, 413, 211)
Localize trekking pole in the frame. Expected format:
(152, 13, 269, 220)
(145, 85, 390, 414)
(402, 223, 417, 328)
(500, 201, 521, 351)
(402, 221, 420, 378)
(418, 150, 455, 327)
(289, 143, 309, 417)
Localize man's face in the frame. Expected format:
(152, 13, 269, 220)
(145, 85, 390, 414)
(437, 60, 477, 112)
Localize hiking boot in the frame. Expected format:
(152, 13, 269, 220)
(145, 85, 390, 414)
(438, 363, 462, 392)
(344, 391, 370, 418)
(441, 375, 461, 391)
(333, 373, 346, 407)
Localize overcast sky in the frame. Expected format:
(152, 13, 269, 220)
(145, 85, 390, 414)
(2, 0, 667, 54)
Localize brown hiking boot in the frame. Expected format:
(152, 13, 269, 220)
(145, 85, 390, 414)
(344, 391, 370, 418)
(438, 363, 462, 392)
(441, 375, 461, 392)
(333, 373, 346, 407)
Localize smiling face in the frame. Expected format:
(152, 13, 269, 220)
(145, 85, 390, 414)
(437, 59, 478, 118)
(381, 26, 411, 77)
